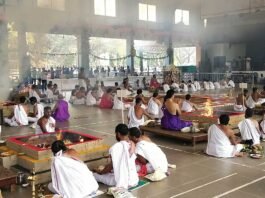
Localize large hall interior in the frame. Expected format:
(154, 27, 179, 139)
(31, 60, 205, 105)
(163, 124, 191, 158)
(1, 0, 265, 198)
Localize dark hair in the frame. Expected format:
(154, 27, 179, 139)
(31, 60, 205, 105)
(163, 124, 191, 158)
(106, 88, 112, 93)
(219, 114, 230, 125)
(153, 92, 159, 98)
(115, 124, 128, 136)
(53, 84, 58, 87)
(20, 96, 26, 103)
(31, 84, 37, 89)
(135, 97, 142, 104)
(115, 82, 118, 86)
(47, 84, 52, 88)
(263, 85, 265, 91)
(44, 106, 51, 111)
(51, 140, 67, 155)
(185, 94, 191, 100)
(129, 127, 141, 138)
(164, 89, 175, 102)
(245, 108, 253, 118)
(29, 97, 37, 104)
(137, 89, 142, 95)
(253, 87, 258, 92)
(243, 89, 248, 94)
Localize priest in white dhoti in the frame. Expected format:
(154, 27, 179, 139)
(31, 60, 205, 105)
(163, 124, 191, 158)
(206, 114, 243, 158)
(147, 92, 162, 118)
(194, 79, 201, 91)
(228, 79, 235, 88)
(49, 140, 99, 198)
(203, 81, 210, 90)
(86, 90, 97, 106)
(4, 96, 29, 127)
(209, 81, 215, 90)
(181, 94, 197, 113)
(93, 124, 139, 189)
(35, 106, 55, 134)
(128, 98, 152, 128)
(238, 108, 261, 145)
(171, 82, 180, 92)
(129, 127, 168, 174)
(163, 83, 170, 93)
(214, 81, 221, 89)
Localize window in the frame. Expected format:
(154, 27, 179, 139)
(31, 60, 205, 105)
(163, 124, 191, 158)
(175, 9, 189, 25)
(139, 3, 156, 22)
(37, 0, 65, 11)
(94, 0, 116, 17)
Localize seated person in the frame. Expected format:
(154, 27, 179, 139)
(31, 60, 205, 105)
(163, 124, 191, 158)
(52, 84, 60, 99)
(181, 94, 197, 112)
(234, 89, 248, 112)
(206, 114, 243, 158)
(29, 84, 45, 103)
(129, 127, 168, 175)
(214, 81, 221, 89)
(171, 81, 180, 92)
(135, 89, 148, 105)
(246, 87, 265, 109)
(228, 79, 235, 88)
(142, 77, 148, 90)
(72, 87, 86, 105)
(45, 84, 54, 103)
(150, 75, 160, 89)
(52, 94, 70, 122)
(238, 108, 261, 146)
(69, 85, 80, 103)
(147, 92, 162, 118)
(99, 88, 114, 109)
(209, 81, 215, 90)
(86, 88, 98, 106)
(180, 81, 188, 92)
(93, 124, 139, 189)
(4, 96, 29, 126)
(220, 79, 229, 89)
(163, 83, 170, 93)
(193, 79, 201, 90)
(128, 98, 152, 128)
(203, 80, 210, 90)
(134, 79, 140, 89)
(36, 106, 56, 134)
(49, 140, 98, 197)
(161, 90, 192, 132)
(188, 80, 196, 92)
(28, 97, 44, 127)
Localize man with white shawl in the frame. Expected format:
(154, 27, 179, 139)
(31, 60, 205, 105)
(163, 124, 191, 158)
(93, 124, 139, 189)
(194, 79, 201, 91)
(209, 81, 215, 90)
(206, 114, 243, 158)
(246, 87, 265, 109)
(129, 127, 168, 174)
(35, 107, 55, 134)
(214, 81, 221, 89)
(128, 98, 152, 128)
(147, 92, 162, 118)
(234, 89, 248, 112)
(86, 90, 97, 106)
(181, 94, 197, 113)
(49, 140, 99, 198)
(203, 81, 210, 90)
(238, 108, 261, 146)
(171, 82, 180, 92)
(163, 83, 170, 93)
(228, 79, 235, 88)
(4, 96, 29, 127)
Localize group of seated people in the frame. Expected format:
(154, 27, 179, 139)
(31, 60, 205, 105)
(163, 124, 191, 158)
(234, 86, 265, 112)
(49, 124, 168, 197)
(206, 108, 265, 158)
(4, 95, 70, 133)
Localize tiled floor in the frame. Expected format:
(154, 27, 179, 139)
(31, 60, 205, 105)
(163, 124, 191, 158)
(2, 92, 265, 198)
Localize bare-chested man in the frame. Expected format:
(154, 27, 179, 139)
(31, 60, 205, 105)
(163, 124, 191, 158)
(246, 87, 265, 108)
(128, 98, 152, 128)
(36, 106, 55, 134)
(234, 89, 248, 111)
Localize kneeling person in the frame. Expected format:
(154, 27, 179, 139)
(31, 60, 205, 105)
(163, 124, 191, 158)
(206, 114, 243, 158)
(93, 124, 139, 189)
(129, 127, 168, 175)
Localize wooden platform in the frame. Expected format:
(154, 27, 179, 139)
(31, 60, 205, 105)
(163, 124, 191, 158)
(140, 125, 208, 146)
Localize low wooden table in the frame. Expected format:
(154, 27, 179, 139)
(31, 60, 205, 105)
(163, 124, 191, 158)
(0, 167, 17, 191)
(140, 125, 208, 146)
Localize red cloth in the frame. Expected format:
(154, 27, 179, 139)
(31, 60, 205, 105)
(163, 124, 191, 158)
(136, 159, 147, 177)
(99, 93, 113, 109)
(150, 79, 160, 89)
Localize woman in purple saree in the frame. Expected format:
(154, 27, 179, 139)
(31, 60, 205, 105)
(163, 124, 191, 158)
(52, 94, 70, 122)
(161, 90, 192, 131)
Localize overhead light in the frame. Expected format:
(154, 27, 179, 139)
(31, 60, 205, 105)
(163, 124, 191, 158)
(204, 19, 207, 28)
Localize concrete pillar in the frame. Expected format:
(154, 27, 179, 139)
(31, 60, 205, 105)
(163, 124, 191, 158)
(18, 24, 30, 83)
(0, 15, 10, 100)
(80, 29, 90, 71)
(167, 36, 174, 65)
(126, 36, 135, 74)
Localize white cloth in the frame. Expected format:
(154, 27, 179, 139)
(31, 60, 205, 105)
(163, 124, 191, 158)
(147, 98, 159, 117)
(203, 82, 209, 90)
(97, 88, 104, 98)
(209, 82, 215, 90)
(86, 91, 97, 106)
(189, 84, 196, 92)
(194, 81, 201, 90)
(5, 105, 29, 126)
(238, 119, 260, 145)
(51, 154, 99, 198)
(128, 106, 145, 128)
(171, 83, 179, 90)
(233, 104, 246, 112)
(228, 80, 235, 88)
(136, 140, 168, 173)
(46, 89, 54, 100)
(72, 98, 85, 105)
(261, 120, 265, 134)
(94, 141, 139, 189)
(112, 95, 124, 110)
(182, 84, 188, 92)
(35, 117, 56, 134)
(163, 84, 170, 93)
(181, 100, 193, 112)
(246, 96, 256, 109)
(214, 82, 221, 89)
(206, 124, 243, 158)
(29, 90, 41, 103)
